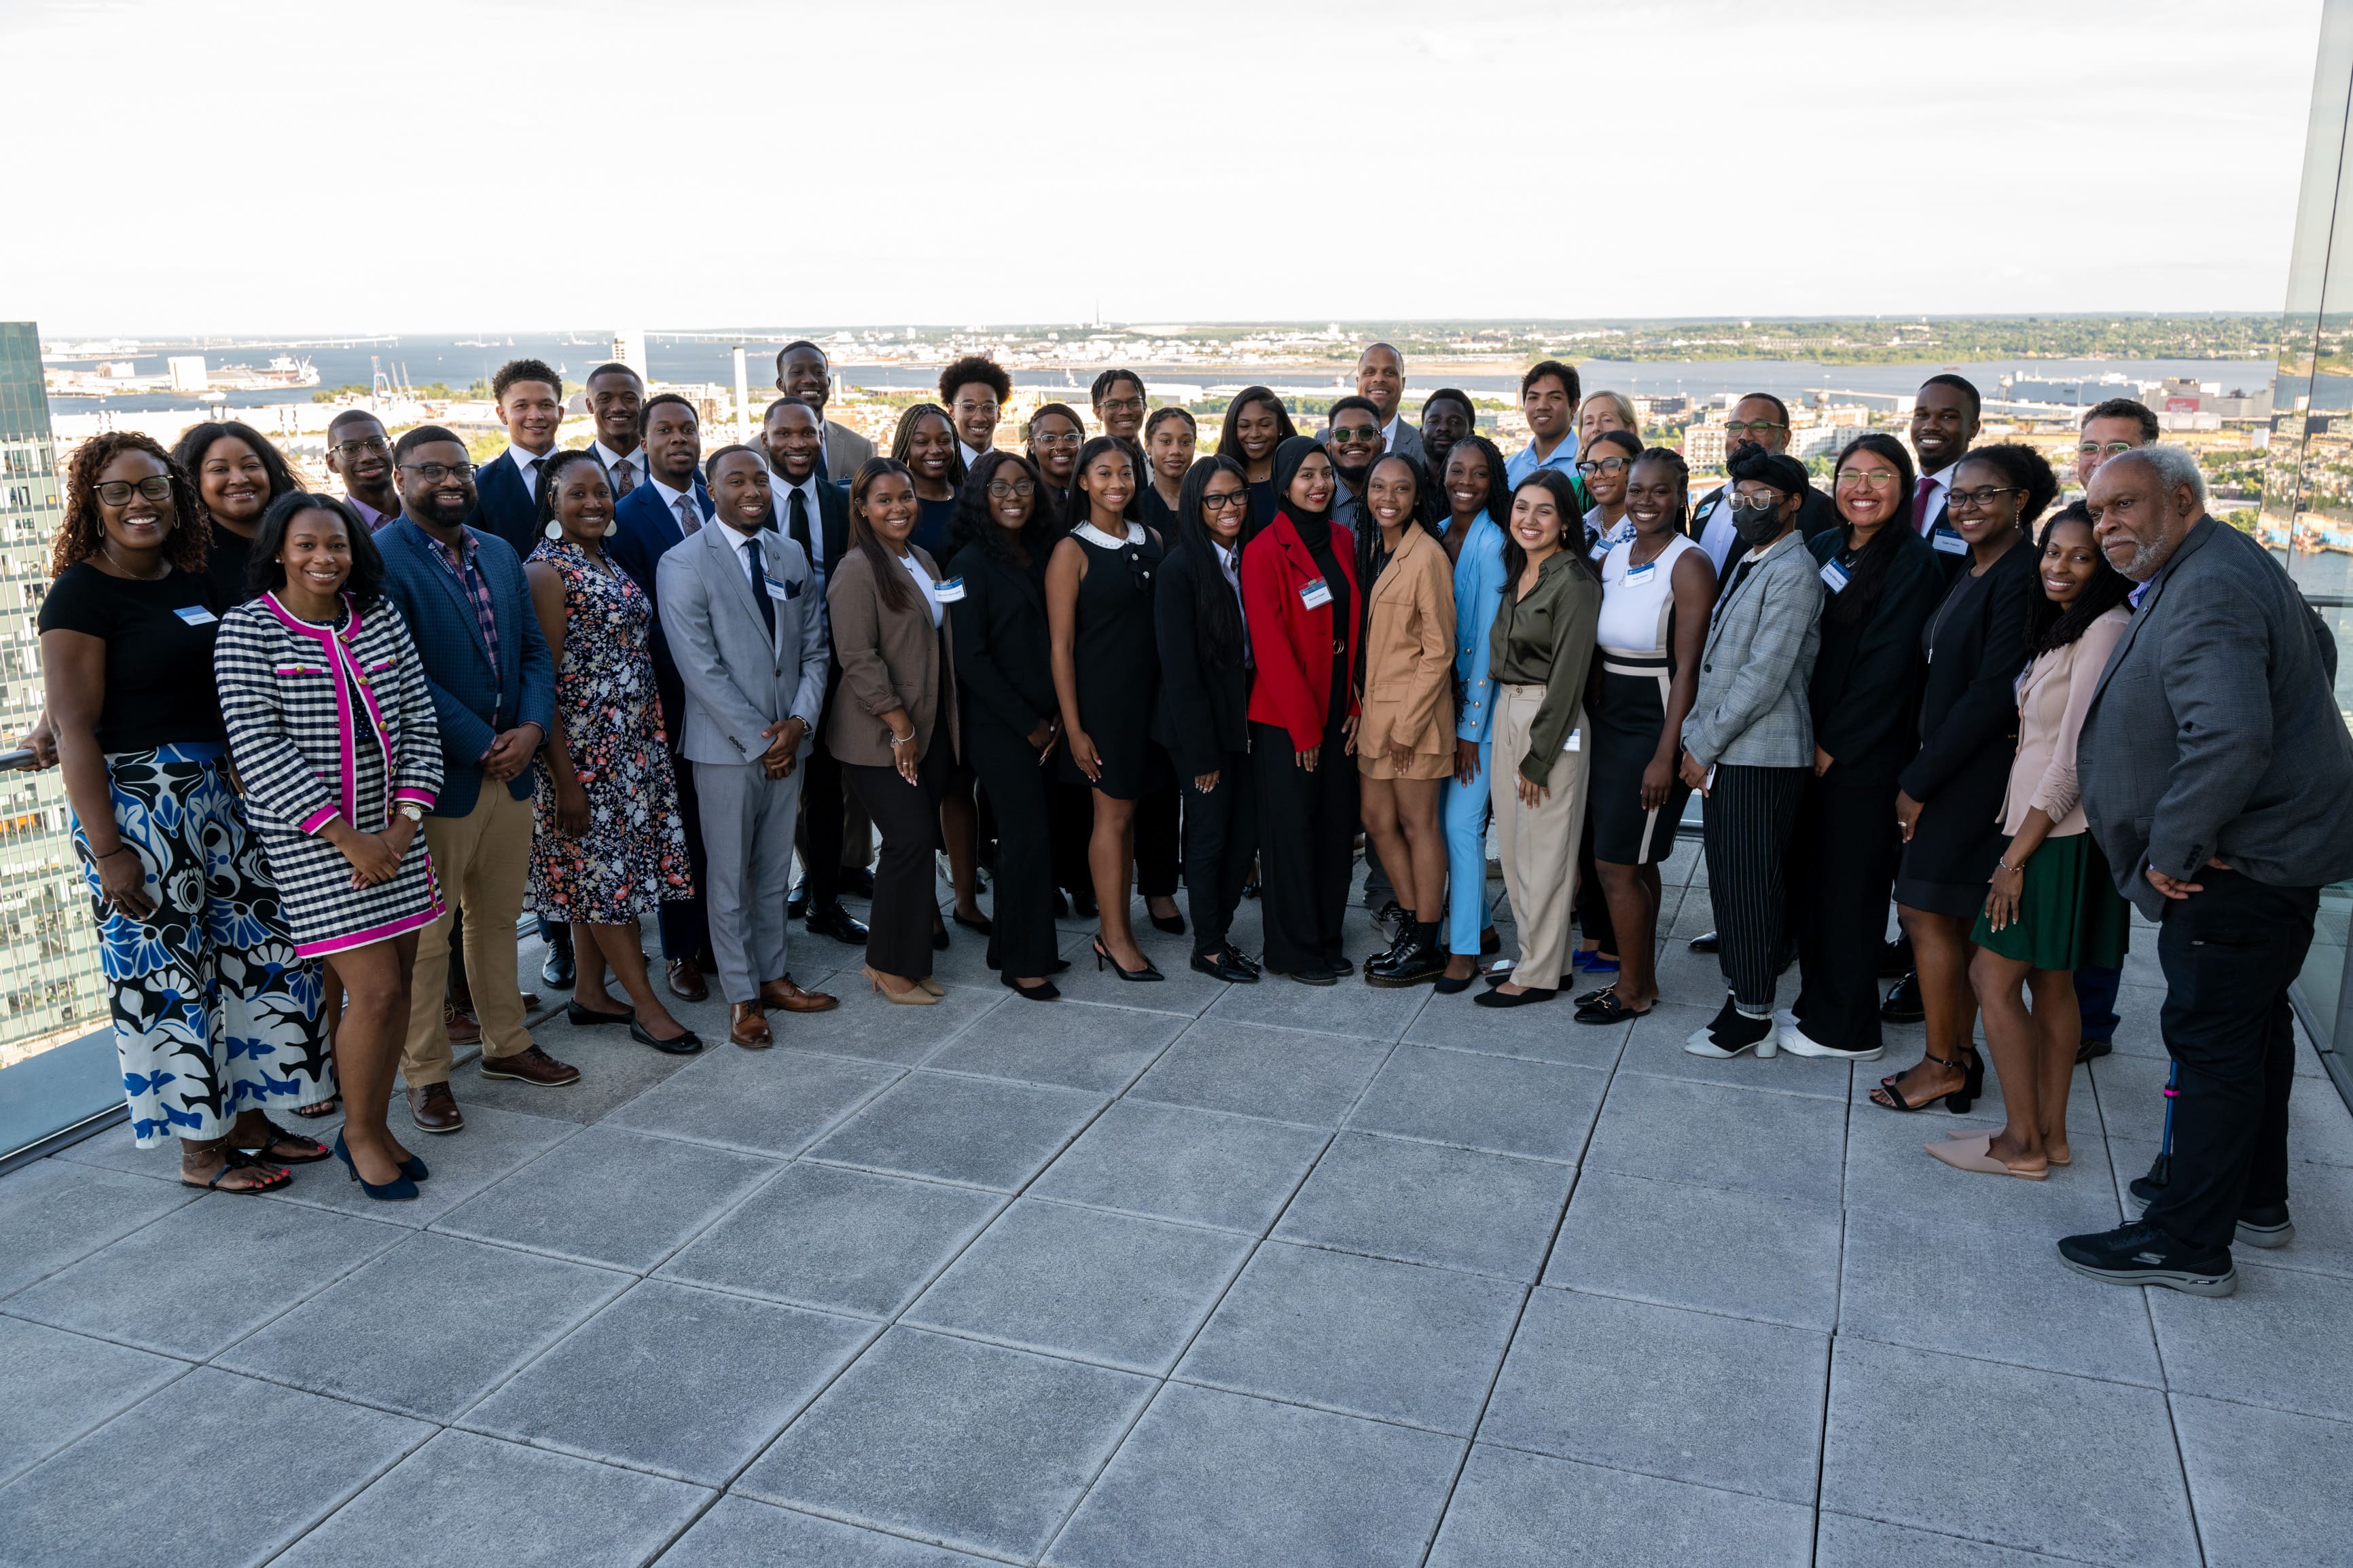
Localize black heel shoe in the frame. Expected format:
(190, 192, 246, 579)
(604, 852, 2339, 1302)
(1003, 974, 1060, 1001)
(333, 1131, 418, 1202)
(954, 910, 993, 936)
(1150, 909, 1186, 936)
(1947, 1049, 1986, 1114)
(1093, 936, 1164, 983)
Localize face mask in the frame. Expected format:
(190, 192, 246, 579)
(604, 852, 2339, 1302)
(1731, 494, 1786, 547)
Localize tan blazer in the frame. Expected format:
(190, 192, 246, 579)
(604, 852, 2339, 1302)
(825, 545, 959, 767)
(824, 420, 876, 484)
(1356, 524, 1458, 762)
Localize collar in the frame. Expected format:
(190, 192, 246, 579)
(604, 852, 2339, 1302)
(1213, 539, 1240, 572)
(503, 444, 554, 479)
(1073, 520, 1143, 550)
(718, 520, 778, 553)
(418, 524, 476, 566)
(958, 440, 990, 470)
(591, 440, 643, 472)
(649, 475, 699, 515)
(346, 493, 392, 528)
(766, 458, 821, 502)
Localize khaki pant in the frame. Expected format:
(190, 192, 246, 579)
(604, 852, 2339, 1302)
(1490, 685, 1592, 988)
(402, 786, 535, 1087)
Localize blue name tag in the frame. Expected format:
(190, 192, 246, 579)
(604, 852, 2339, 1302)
(934, 577, 967, 603)
(763, 575, 800, 601)
(1932, 526, 1967, 555)
(1819, 558, 1851, 593)
(1299, 578, 1332, 610)
(173, 605, 218, 626)
(1623, 562, 1656, 585)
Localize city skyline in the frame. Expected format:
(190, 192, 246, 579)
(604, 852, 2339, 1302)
(7, 0, 2322, 332)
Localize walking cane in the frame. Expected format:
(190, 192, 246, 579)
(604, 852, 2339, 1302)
(2148, 1062, 2178, 1186)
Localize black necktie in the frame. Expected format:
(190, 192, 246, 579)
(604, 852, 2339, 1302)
(746, 535, 775, 638)
(787, 488, 813, 563)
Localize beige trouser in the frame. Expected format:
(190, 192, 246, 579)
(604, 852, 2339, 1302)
(401, 786, 535, 1086)
(1490, 684, 1592, 988)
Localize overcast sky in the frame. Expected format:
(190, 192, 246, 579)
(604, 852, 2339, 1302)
(12, 0, 2326, 333)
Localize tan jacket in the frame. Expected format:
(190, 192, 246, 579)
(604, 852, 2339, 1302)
(1999, 606, 2129, 837)
(824, 545, 959, 768)
(1356, 524, 1458, 761)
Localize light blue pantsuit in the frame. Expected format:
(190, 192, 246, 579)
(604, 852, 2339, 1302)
(1443, 732, 1494, 953)
(1443, 511, 1509, 957)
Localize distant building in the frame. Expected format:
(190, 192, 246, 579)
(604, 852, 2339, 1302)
(611, 329, 647, 377)
(0, 323, 105, 1067)
(1684, 422, 1728, 472)
(166, 355, 207, 393)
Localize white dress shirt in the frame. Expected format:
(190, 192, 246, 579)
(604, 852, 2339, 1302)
(895, 549, 944, 627)
(649, 475, 708, 536)
(958, 439, 991, 472)
(501, 445, 553, 503)
(590, 439, 648, 494)
(1916, 462, 1956, 536)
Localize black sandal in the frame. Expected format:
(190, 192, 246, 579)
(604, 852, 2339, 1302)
(289, 1097, 339, 1119)
(232, 1120, 332, 1165)
(183, 1148, 292, 1194)
(1871, 1049, 1982, 1114)
(1574, 991, 1652, 1025)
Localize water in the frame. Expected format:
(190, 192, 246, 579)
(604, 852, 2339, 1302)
(39, 334, 2279, 418)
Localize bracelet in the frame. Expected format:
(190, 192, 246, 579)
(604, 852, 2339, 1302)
(888, 730, 917, 748)
(1998, 858, 2024, 874)
(92, 845, 132, 861)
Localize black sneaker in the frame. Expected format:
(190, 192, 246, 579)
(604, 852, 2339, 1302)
(2075, 1036, 2113, 1063)
(2126, 1180, 2294, 1250)
(1880, 970, 1925, 1025)
(1685, 998, 1777, 1059)
(2057, 1220, 2236, 1296)
(1878, 936, 1913, 979)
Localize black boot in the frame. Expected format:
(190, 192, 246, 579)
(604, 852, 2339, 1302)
(1366, 922, 1445, 988)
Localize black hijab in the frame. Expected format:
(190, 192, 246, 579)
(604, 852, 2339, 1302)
(1270, 435, 1331, 552)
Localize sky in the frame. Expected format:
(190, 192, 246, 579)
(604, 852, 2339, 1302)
(7, 0, 2327, 333)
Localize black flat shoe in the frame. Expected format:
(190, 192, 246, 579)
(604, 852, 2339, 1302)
(1325, 955, 1354, 977)
(631, 1020, 704, 1055)
(1574, 991, 1651, 1025)
(1687, 931, 1720, 954)
(1151, 911, 1187, 936)
(1474, 985, 1556, 1009)
(1189, 949, 1258, 983)
(1093, 937, 1164, 982)
(1276, 966, 1337, 987)
(1433, 972, 1475, 996)
(933, 925, 951, 951)
(1003, 976, 1060, 1001)
(1880, 970, 1926, 1024)
(953, 910, 993, 935)
(565, 1000, 633, 1027)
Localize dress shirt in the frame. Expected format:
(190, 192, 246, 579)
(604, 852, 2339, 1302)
(895, 549, 944, 627)
(1914, 462, 1956, 536)
(346, 493, 395, 532)
(590, 439, 648, 496)
(765, 462, 827, 577)
(501, 445, 554, 507)
(958, 439, 991, 472)
(649, 475, 711, 534)
(1505, 431, 1582, 488)
(1382, 412, 1406, 452)
(1214, 539, 1251, 666)
(420, 528, 501, 699)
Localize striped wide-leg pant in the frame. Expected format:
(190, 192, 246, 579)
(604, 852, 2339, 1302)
(1700, 763, 1808, 1013)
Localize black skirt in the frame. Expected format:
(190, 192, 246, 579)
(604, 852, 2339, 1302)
(1586, 653, 1689, 865)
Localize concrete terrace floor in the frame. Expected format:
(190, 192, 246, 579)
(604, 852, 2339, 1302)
(2, 841, 2350, 1568)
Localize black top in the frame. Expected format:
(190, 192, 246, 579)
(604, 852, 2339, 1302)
(1248, 479, 1278, 532)
(1897, 535, 2037, 881)
(38, 562, 229, 752)
(1153, 542, 1252, 776)
(911, 496, 957, 564)
(1301, 527, 1352, 716)
(1141, 483, 1183, 541)
(1805, 527, 1945, 786)
(946, 539, 1056, 738)
(205, 518, 257, 607)
(1057, 526, 1168, 799)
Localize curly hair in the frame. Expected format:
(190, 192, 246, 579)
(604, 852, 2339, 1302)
(938, 354, 1011, 407)
(890, 403, 967, 489)
(54, 431, 210, 578)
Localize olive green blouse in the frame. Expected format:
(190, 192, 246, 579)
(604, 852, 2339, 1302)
(1488, 549, 1602, 786)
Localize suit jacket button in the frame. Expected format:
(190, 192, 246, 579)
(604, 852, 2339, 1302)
(1703, 663, 1712, 672)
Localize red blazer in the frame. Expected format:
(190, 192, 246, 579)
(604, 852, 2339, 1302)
(1242, 512, 1361, 750)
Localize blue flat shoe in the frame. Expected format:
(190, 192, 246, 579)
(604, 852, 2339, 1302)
(1573, 949, 1621, 974)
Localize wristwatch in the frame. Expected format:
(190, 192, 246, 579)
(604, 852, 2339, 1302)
(396, 803, 425, 824)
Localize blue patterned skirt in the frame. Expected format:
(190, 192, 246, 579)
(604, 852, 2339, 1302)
(73, 742, 325, 1146)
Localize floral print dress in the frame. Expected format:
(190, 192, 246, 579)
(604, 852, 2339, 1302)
(526, 539, 693, 924)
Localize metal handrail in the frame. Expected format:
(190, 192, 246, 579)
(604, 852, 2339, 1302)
(0, 748, 37, 771)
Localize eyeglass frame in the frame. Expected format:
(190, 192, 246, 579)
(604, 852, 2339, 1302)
(1200, 490, 1251, 511)
(331, 435, 392, 459)
(397, 460, 478, 482)
(94, 476, 175, 506)
(1724, 419, 1786, 437)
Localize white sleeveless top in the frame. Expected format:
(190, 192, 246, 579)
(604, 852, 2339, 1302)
(1597, 533, 1700, 657)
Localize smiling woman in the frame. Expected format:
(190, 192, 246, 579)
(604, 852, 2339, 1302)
(170, 420, 300, 606)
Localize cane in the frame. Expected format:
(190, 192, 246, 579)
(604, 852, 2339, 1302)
(2148, 1062, 2178, 1186)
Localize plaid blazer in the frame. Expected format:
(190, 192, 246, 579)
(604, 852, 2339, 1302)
(1681, 528, 1822, 769)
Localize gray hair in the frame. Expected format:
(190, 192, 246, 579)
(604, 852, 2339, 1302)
(2110, 442, 2206, 509)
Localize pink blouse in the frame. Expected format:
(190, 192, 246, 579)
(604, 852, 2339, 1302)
(1998, 606, 2131, 837)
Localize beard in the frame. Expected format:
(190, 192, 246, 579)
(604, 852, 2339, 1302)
(1334, 458, 1372, 491)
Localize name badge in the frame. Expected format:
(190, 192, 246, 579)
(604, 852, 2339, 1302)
(1299, 578, 1333, 610)
(1932, 526, 1967, 555)
(173, 606, 218, 626)
(763, 575, 799, 602)
(1623, 562, 1656, 585)
(1819, 558, 1851, 593)
(933, 577, 967, 603)
(1562, 728, 1581, 753)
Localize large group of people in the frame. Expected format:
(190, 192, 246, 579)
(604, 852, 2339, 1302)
(34, 341, 2351, 1300)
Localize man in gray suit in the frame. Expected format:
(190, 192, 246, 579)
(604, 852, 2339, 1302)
(2065, 445, 2353, 1296)
(1355, 342, 1424, 464)
(658, 444, 840, 1049)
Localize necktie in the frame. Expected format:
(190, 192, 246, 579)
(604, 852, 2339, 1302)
(611, 457, 636, 496)
(677, 496, 700, 538)
(1914, 474, 1937, 534)
(746, 535, 776, 638)
(787, 488, 813, 562)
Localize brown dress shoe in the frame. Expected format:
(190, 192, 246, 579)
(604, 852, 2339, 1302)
(478, 1044, 581, 1087)
(442, 1000, 482, 1046)
(406, 1082, 464, 1133)
(730, 1002, 772, 1049)
(759, 975, 840, 1014)
(666, 959, 708, 1002)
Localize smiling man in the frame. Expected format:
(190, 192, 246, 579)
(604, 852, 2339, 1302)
(1355, 342, 1424, 464)
(1907, 373, 1981, 545)
(774, 340, 874, 484)
(469, 357, 567, 560)
(1507, 360, 1582, 488)
(941, 355, 1011, 471)
(325, 409, 400, 530)
(1689, 397, 1839, 570)
(583, 361, 649, 497)
(1323, 397, 1385, 535)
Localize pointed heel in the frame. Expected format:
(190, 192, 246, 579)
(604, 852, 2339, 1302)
(334, 1131, 420, 1201)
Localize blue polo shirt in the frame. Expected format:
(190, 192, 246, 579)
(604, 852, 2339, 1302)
(1506, 432, 1581, 488)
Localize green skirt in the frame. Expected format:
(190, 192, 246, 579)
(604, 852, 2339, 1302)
(1971, 831, 2130, 971)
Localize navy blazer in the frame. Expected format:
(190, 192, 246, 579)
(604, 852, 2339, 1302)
(609, 479, 715, 739)
(374, 518, 556, 817)
(469, 449, 544, 562)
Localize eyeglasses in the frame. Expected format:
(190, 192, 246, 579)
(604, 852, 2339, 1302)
(1730, 494, 1782, 513)
(953, 397, 1000, 414)
(986, 479, 1036, 498)
(1947, 486, 2021, 510)
(1098, 397, 1146, 416)
(1202, 491, 1251, 511)
(95, 476, 174, 505)
(1030, 430, 1081, 447)
(331, 436, 391, 459)
(398, 461, 476, 482)
(1329, 426, 1382, 447)
(1575, 457, 1630, 477)
(1725, 420, 1785, 437)
(2078, 441, 2138, 457)
(1835, 467, 1897, 486)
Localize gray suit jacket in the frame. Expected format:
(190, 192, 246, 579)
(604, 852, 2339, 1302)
(656, 521, 827, 767)
(2079, 515, 2353, 918)
(1386, 418, 1425, 466)
(823, 420, 875, 486)
(1681, 529, 1822, 769)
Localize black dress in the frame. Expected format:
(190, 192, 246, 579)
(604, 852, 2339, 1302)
(1058, 523, 1170, 801)
(949, 538, 1061, 977)
(1894, 536, 2037, 919)
(910, 495, 957, 563)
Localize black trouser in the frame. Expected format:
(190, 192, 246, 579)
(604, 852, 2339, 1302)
(1136, 779, 1181, 900)
(1788, 773, 1900, 1052)
(844, 726, 951, 979)
(658, 754, 712, 963)
(1182, 750, 1257, 958)
(2074, 962, 2123, 1042)
(2144, 869, 2318, 1250)
(965, 718, 1058, 977)
(1700, 763, 1808, 1012)
(1252, 714, 1358, 974)
(1575, 814, 1615, 953)
(795, 672, 850, 911)
(1050, 782, 1094, 896)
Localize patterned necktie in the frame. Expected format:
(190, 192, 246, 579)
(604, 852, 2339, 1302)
(1914, 473, 1937, 534)
(745, 535, 775, 638)
(677, 496, 700, 538)
(611, 457, 636, 496)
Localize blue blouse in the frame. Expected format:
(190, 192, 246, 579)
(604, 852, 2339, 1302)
(1450, 513, 1509, 744)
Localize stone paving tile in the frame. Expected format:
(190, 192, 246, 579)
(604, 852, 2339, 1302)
(1426, 1444, 1814, 1568)
(1815, 1514, 2089, 1566)
(805, 1070, 1106, 1191)
(2170, 1393, 2353, 1568)
(215, 1232, 631, 1421)
(0, 1366, 429, 1568)
(2091, 1046, 2353, 1162)
(465, 1279, 876, 1485)
(2147, 1260, 2353, 1423)
(1342, 1043, 1607, 1163)
(0, 1315, 185, 1487)
(1841, 1106, 2123, 1238)
(1839, 1208, 2164, 1386)
(273, 1428, 711, 1568)
(253, 1104, 581, 1228)
(603, 1046, 900, 1159)
(1583, 1070, 1848, 1205)
(1272, 1132, 1573, 1281)
(1045, 926, 1234, 1017)
(1044, 1381, 1462, 1568)
(1026, 1101, 1329, 1235)
(0, 1157, 195, 1299)
(740, 1326, 1154, 1562)
(3, 1194, 401, 1360)
(925, 998, 1189, 1094)
(2108, 1133, 2353, 1279)
(432, 1123, 782, 1273)
(767, 981, 1007, 1067)
(1481, 1286, 1829, 1504)
(905, 1199, 1251, 1374)
(1544, 1169, 1844, 1331)
(1174, 1240, 1524, 1434)
(655, 1495, 997, 1565)
(1403, 986, 1629, 1068)
(1822, 1337, 2200, 1568)
(1126, 1021, 1391, 1127)
(658, 1162, 1003, 1318)
(448, 1016, 706, 1124)
(1200, 967, 1433, 1042)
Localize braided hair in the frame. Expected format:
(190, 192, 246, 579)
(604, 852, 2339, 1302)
(2026, 501, 2134, 655)
(889, 403, 967, 489)
(54, 431, 210, 579)
(531, 449, 608, 536)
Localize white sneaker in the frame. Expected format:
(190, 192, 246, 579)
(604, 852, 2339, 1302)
(1774, 1008, 1884, 1061)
